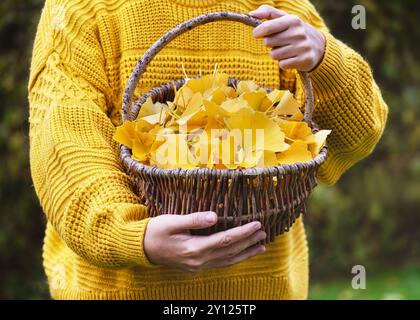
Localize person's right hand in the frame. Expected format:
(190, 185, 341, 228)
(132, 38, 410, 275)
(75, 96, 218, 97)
(144, 211, 266, 273)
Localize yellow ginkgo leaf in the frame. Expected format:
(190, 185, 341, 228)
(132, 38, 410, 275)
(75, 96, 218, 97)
(221, 84, 238, 99)
(272, 91, 301, 116)
(173, 86, 194, 114)
(114, 121, 137, 148)
(308, 130, 331, 157)
(225, 108, 288, 153)
(132, 140, 149, 162)
(192, 131, 210, 165)
(203, 117, 225, 138)
(177, 94, 207, 132)
(256, 150, 279, 167)
(280, 121, 314, 143)
(220, 98, 249, 114)
(220, 129, 245, 169)
(193, 131, 227, 168)
(240, 92, 269, 111)
(277, 140, 313, 165)
(237, 149, 256, 168)
(208, 72, 230, 88)
(252, 112, 289, 152)
(148, 126, 171, 152)
(203, 83, 237, 101)
(236, 80, 260, 95)
(240, 149, 277, 168)
(185, 73, 229, 95)
(138, 97, 168, 119)
(140, 110, 167, 125)
(114, 120, 166, 162)
(151, 134, 198, 169)
(224, 107, 252, 132)
(114, 120, 154, 148)
(268, 89, 286, 105)
(179, 92, 203, 118)
(289, 111, 304, 121)
(203, 100, 229, 119)
(177, 107, 207, 130)
(261, 89, 285, 112)
(209, 87, 228, 104)
(184, 78, 207, 94)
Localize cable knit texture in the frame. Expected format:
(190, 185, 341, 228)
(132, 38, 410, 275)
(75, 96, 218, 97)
(28, 0, 388, 300)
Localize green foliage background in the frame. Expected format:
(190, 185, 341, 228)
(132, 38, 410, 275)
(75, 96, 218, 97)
(0, 0, 418, 299)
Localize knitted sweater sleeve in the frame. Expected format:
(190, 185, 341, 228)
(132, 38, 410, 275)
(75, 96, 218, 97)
(278, 0, 388, 185)
(28, 1, 153, 269)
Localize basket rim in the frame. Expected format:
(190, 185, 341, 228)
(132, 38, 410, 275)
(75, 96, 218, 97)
(120, 145, 327, 178)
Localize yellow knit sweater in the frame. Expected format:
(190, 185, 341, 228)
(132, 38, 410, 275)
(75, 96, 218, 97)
(28, 0, 388, 300)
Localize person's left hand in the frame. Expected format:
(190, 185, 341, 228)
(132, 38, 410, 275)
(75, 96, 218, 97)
(250, 5, 326, 72)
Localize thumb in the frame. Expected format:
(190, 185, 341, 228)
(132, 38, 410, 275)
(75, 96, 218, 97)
(249, 5, 287, 20)
(170, 211, 218, 232)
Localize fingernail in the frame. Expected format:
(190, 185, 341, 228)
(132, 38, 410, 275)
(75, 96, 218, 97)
(253, 221, 262, 230)
(260, 232, 267, 240)
(258, 246, 266, 253)
(206, 212, 217, 224)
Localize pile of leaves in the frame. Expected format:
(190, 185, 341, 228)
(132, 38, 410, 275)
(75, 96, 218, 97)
(114, 71, 330, 169)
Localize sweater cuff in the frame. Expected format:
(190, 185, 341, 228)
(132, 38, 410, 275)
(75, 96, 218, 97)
(309, 31, 348, 101)
(113, 217, 158, 268)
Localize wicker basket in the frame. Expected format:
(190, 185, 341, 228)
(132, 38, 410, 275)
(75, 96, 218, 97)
(120, 12, 327, 243)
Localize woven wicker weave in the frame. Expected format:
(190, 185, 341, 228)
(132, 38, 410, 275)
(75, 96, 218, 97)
(120, 12, 327, 243)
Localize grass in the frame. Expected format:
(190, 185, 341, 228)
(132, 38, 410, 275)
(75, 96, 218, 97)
(309, 266, 420, 300)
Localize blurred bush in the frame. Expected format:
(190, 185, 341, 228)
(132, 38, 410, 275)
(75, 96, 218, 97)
(308, 0, 420, 280)
(0, 0, 418, 299)
(0, 0, 48, 299)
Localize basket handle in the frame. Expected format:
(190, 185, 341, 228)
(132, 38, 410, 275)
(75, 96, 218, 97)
(122, 12, 314, 126)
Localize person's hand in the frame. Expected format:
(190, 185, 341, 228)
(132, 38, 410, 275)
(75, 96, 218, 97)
(144, 211, 266, 272)
(250, 5, 326, 72)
